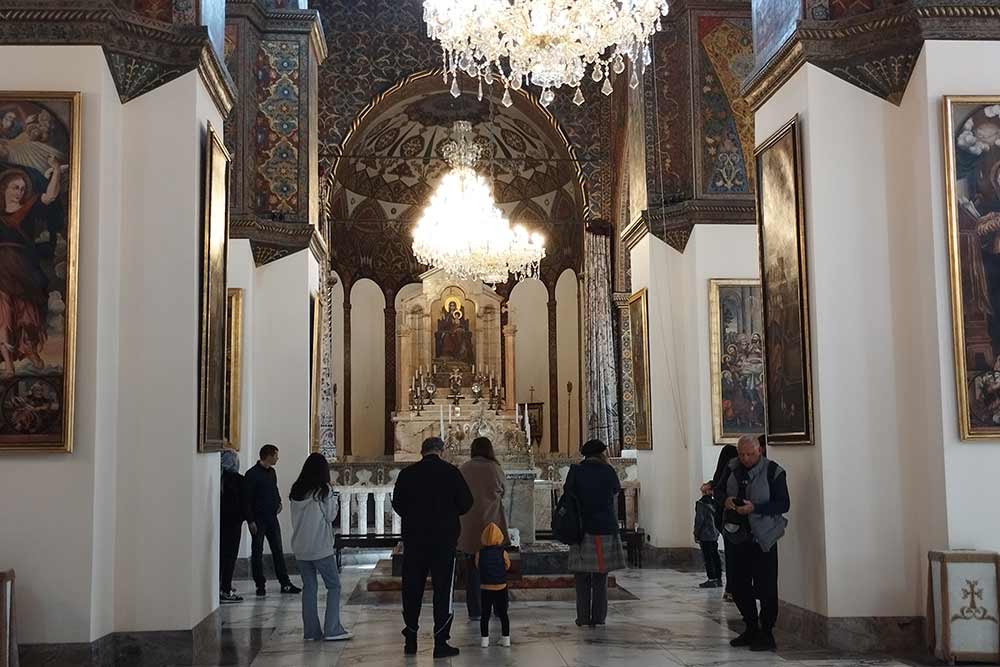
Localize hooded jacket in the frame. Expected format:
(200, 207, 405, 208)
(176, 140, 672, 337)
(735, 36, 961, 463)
(476, 522, 511, 590)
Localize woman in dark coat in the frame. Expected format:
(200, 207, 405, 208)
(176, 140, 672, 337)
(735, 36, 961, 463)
(704, 444, 739, 601)
(566, 439, 625, 627)
(220, 449, 248, 603)
(458, 437, 508, 621)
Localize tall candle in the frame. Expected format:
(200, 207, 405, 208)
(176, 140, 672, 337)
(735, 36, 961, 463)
(439, 405, 445, 439)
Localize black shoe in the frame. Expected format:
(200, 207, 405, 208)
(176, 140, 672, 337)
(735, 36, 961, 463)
(729, 626, 758, 647)
(402, 629, 417, 655)
(255, 586, 266, 597)
(575, 618, 591, 627)
(699, 579, 723, 588)
(281, 584, 301, 594)
(749, 629, 776, 652)
(433, 643, 460, 658)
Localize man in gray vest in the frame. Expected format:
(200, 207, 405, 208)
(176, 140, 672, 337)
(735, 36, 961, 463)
(714, 434, 789, 652)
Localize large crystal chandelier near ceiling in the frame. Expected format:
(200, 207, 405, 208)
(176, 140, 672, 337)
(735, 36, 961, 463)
(423, 0, 669, 108)
(412, 121, 546, 285)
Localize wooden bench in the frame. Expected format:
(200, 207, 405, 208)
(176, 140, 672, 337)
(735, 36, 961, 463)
(334, 533, 401, 570)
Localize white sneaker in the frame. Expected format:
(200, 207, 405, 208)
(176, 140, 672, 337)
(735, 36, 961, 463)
(500, 636, 510, 647)
(324, 631, 353, 641)
(480, 637, 490, 648)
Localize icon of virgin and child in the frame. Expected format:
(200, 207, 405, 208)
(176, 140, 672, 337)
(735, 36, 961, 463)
(434, 297, 474, 366)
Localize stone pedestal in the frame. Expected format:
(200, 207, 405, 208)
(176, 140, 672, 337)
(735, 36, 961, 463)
(503, 470, 536, 545)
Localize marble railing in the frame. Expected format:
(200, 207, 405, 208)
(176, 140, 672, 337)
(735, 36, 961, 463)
(329, 457, 640, 537)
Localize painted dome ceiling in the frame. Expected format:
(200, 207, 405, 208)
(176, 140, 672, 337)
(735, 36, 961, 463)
(329, 73, 587, 225)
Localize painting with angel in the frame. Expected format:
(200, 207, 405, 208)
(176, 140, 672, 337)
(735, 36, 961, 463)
(0, 93, 80, 453)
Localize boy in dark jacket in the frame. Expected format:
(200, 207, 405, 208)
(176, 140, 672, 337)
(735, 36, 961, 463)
(693, 488, 723, 588)
(476, 522, 512, 648)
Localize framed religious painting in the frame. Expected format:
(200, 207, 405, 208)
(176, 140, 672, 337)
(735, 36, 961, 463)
(942, 96, 1000, 439)
(223, 288, 243, 451)
(0, 92, 81, 454)
(755, 116, 814, 446)
(310, 292, 321, 453)
(526, 402, 543, 448)
(709, 279, 765, 444)
(198, 121, 231, 453)
(628, 288, 652, 450)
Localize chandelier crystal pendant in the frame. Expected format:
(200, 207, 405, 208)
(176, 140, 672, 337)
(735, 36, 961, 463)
(412, 121, 546, 285)
(423, 0, 669, 107)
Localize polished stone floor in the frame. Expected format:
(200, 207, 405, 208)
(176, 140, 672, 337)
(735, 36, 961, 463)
(213, 565, 934, 667)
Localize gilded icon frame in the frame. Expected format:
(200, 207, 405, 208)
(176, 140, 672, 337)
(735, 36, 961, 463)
(0, 91, 81, 454)
(755, 116, 814, 446)
(224, 288, 243, 451)
(709, 279, 765, 445)
(628, 288, 652, 450)
(198, 121, 231, 453)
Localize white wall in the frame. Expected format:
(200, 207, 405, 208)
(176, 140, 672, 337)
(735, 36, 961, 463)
(252, 249, 317, 548)
(350, 279, 386, 458)
(509, 279, 550, 451)
(556, 270, 581, 454)
(0, 45, 122, 644)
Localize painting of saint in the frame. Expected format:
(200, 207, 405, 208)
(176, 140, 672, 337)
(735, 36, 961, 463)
(709, 280, 765, 444)
(943, 97, 1000, 437)
(434, 297, 474, 365)
(755, 117, 813, 445)
(0, 93, 80, 452)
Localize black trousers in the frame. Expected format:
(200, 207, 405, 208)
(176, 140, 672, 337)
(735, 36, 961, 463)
(250, 515, 291, 588)
(464, 554, 481, 618)
(480, 588, 509, 637)
(401, 545, 456, 645)
(722, 536, 734, 594)
(700, 540, 723, 581)
(729, 541, 779, 631)
(219, 517, 243, 592)
(574, 573, 609, 625)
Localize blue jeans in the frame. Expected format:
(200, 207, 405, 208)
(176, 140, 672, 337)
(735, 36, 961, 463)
(298, 555, 347, 640)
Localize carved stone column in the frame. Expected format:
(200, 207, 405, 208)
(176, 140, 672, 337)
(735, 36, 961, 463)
(397, 325, 412, 418)
(355, 490, 369, 536)
(503, 324, 517, 410)
(318, 269, 337, 460)
(548, 293, 559, 454)
(339, 491, 351, 535)
(373, 491, 387, 535)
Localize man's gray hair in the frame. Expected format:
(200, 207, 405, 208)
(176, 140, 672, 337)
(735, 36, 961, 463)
(737, 434, 759, 449)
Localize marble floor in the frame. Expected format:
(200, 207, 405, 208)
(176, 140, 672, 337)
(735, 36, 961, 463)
(212, 564, 937, 667)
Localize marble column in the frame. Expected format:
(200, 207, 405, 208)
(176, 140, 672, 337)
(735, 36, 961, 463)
(503, 324, 517, 409)
(339, 491, 351, 535)
(355, 490, 368, 536)
(397, 325, 412, 417)
(373, 491, 386, 535)
(391, 493, 402, 535)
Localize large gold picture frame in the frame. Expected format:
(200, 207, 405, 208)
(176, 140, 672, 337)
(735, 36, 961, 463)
(709, 279, 765, 445)
(628, 288, 652, 450)
(198, 122, 231, 453)
(755, 116, 814, 446)
(942, 96, 1000, 439)
(224, 288, 243, 450)
(0, 92, 81, 454)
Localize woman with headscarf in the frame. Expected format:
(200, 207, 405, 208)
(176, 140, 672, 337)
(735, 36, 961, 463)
(220, 449, 248, 603)
(458, 437, 508, 621)
(566, 439, 626, 627)
(704, 444, 740, 601)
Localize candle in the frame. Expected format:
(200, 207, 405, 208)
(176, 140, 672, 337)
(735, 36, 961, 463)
(515, 403, 520, 423)
(433, 364, 437, 374)
(448, 404, 452, 424)
(439, 405, 445, 439)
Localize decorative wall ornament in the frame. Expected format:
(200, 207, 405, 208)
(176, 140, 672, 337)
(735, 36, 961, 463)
(615, 293, 637, 450)
(0, 92, 81, 454)
(708, 280, 765, 445)
(199, 121, 232, 453)
(0, 1, 236, 116)
(941, 96, 1000, 439)
(318, 270, 337, 460)
(755, 116, 813, 446)
(627, 289, 652, 450)
(224, 288, 244, 451)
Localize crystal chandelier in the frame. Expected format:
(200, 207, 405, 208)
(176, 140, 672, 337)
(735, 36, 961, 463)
(423, 0, 669, 107)
(413, 122, 546, 285)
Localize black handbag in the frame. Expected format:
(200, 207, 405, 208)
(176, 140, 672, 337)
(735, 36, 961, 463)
(553, 465, 584, 545)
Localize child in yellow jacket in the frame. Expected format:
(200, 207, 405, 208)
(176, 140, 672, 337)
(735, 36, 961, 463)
(476, 522, 511, 647)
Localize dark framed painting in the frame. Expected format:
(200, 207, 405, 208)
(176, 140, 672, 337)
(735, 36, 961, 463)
(755, 116, 814, 446)
(310, 292, 321, 453)
(223, 288, 243, 451)
(0, 92, 81, 454)
(942, 96, 1000, 439)
(526, 402, 543, 448)
(628, 288, 652, 450)
(709, 279, 765, 444)
(199, 121, 231, 453)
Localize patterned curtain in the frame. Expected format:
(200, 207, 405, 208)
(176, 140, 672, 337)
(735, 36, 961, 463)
(584, 231, 621, 455)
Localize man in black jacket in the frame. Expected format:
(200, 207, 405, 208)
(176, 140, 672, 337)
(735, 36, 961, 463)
(244, 444, 301, 597)
(392, 437, 474, 658)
